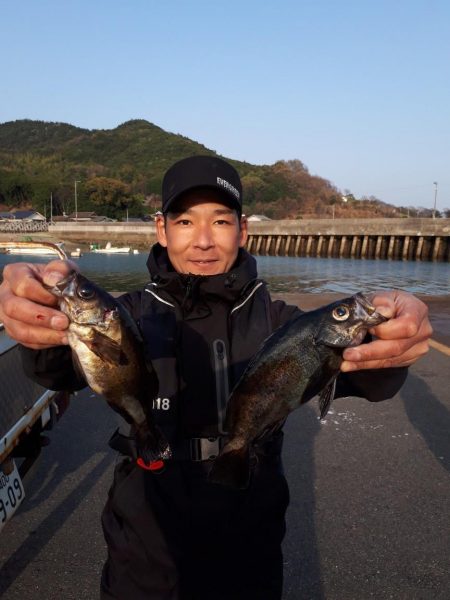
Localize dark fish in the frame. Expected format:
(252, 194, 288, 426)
(208, 292, 387, 489)
(50, 271, 171, 464)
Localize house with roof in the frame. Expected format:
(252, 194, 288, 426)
(12, 210, 46, 221)
(0, 212, 16, 221)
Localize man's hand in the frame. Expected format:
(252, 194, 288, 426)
(0, 260, 77, 349)
(341, 290, 432, 372)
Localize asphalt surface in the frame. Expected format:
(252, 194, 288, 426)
(1, 297, 449, 600)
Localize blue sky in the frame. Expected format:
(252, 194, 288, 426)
(1, 0, 449, 209)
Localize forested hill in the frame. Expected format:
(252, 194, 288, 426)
(0, 119, 403, 220)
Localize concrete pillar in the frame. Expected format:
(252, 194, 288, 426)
(432, 237, 441, 260)
(275, 236, 282, 256)
(285, 235, 291, 256)
(266, 235, 272, 255)
(246, 235, 253, 253)
(255, 236, 262, 254)
(387, 236, 395, 259)
(360, 236, 369, 259)
(306, 236, 313, 256)
(327, 235, 335, 257)
(350, 236, 358, 258)
(316, 236, 324, 257)
(294, 236, 302, 256)
(339, 236, 347, 257)
(375, 236, 383, 259)
(415, 237, 423, 260)
(402, 236, 410, 260)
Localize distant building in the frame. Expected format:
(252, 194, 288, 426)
(247, 214, 272, 222)
(12, 210, 46, 221)
(67, 211, 97, 221)
(93, 216, 117, 222)
(0, 212, 16, 221)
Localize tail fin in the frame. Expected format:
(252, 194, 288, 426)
(208, 445, 251, 489)
(136, 422, 172, 463)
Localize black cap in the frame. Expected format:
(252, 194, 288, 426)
(162, 155, 242, 215)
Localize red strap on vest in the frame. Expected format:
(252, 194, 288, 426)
(136, 458, 165, 473)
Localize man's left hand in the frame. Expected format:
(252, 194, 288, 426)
(341, 290, 432, 372)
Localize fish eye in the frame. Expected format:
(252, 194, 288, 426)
(332, 305, 350, 321)
(77, 283, 96, 300)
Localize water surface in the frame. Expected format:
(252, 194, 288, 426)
(0, 253, 448, 295)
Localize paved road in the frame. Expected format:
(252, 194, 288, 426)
(1, 306, 449, 599)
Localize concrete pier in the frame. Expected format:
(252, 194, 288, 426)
(32, 217, 450, 262)
(244, 218, 450, 261)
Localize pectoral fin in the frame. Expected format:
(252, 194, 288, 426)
(319, 377, 337, 420)
(83, 330, 129, 366)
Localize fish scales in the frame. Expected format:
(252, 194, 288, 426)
(49, 271, 171, 464)
(209, 292, 387, 489)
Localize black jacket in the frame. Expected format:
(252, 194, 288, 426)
(20, 245, 407, 444)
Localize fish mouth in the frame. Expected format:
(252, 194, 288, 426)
(345, 293, 388, 346)
(46, 271, 78, 297)
(354, 292, 388, 327)
(47, 271, 113, 328)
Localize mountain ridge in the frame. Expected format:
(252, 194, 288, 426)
(0, 119, 415, 219)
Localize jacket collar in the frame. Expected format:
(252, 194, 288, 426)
(145, 244, 260, 316)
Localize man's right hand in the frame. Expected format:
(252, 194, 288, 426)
(0, 260, 77, 349)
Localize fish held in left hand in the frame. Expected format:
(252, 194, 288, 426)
(208, 292, 387, 489)
(49, 271, 171, 465)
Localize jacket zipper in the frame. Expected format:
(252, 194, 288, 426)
(213, 339, 229, 435)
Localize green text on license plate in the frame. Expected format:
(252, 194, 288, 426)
(0, 460, 25, 532)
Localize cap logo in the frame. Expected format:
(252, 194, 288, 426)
(217, 177, 240, 200)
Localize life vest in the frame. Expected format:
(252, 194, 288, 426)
(136, 277, 274, 446)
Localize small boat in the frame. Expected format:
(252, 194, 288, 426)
(90, 242, 131, 254)
(1, 241, 67, 258)
(70, 248, 82, 257)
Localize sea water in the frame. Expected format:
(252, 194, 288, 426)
(1, 253, 448, 295)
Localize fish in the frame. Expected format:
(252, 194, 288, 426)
(208, 292, 388, 489)
(49, 270, 171, 465)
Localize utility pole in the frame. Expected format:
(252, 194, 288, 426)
(74, 180, 81, 221)
(432, 181, 438, 219)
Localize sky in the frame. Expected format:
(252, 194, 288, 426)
(1, 0, 449, 210)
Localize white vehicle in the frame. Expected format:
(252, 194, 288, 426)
(0, 323, 70, 532)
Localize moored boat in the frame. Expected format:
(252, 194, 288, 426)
(0, 241, 66, 258)
(90, 242, 130, 254)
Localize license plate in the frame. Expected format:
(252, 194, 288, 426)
(0, 461, 26, 532)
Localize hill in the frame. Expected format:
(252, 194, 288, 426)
(0, 119, 411, 220)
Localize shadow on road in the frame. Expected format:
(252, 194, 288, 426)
(401, 372, 450, 473)
(0, 392, 118, 596)
(0, 452, 113, 596)
(282, 404, 324, 600)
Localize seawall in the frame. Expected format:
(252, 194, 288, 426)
(45, 218, 450, 261)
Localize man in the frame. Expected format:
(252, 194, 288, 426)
(0, 156, 431, 599)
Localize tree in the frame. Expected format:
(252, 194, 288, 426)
(85, 177, 130, 218)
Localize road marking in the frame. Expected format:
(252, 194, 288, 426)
(429, 339, 450, 356)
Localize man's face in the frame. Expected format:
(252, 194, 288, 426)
(155, 190, 248, 275)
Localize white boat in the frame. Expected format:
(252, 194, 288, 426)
(70, 248, 82, 257)
(90, 242, 130, 254)
(3, 242, 66, 257)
